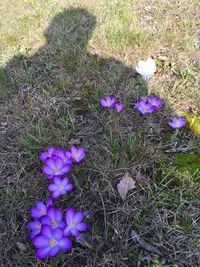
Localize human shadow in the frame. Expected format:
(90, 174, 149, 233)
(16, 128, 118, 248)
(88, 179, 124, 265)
(0, 7, 149, 179)
(1, 8, 145, 105)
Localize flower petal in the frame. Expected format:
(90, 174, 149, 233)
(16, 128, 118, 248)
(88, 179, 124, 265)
(46, 197, 53, 208)
(52, 228, 63, 240)
(41, 215, 51, 226)
(71, 228, 80, 237)
(27, 221, 41, 231)
(66, 183, 73, 191)
(59, 238, 72, 252)
(45, 159, 56, 168)
(100, 98, 107, 107)
(168, 121, 176, 128)
(76, 223, 88, 232)
(43, 166, 54, 176)
(65, 207, 75, 225)
(28, 229, 40, 239)
(62, 177, 69, 185)
(52, 191, 61, 199)
(74, 211, 84, 223)
(63, 227, 71, 237)
(59, 165, 71, 175)
(33, 236, 49, 248)
(48, 184, 58, 192)
(48, 246, 60, 257)
(40, 225, 52, 238)
(36, 247, 51, 259)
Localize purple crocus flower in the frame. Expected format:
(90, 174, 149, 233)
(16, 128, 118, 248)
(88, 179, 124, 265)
(30, 197, 54, 219)
(64, 207, 88, 237)
(100, 96, 116, 108)
(33, 225, 72, 259)
(70, 146, 85, 163)
(43, 157, 71, 177)
(147, 96, 163, 109)
(39, 146, 55, 162)
(30, 201, 48, 219)
(134, 99, 155, 115)
(27, 220, 42, 239)
(168, 116, 187, 129)
(48, 177, 73, 199)
(115, 103, 124, 113)
(41, 207, 66, 229)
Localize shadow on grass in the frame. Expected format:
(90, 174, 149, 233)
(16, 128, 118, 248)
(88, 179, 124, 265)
(0, 7, 199, 267)
(1, 8, 146, 100)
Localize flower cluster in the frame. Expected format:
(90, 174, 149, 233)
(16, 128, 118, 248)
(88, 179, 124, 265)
(100, 96, 124, 113)
(99, 58, 187, 129)
(134, 96, 163, 115)
(27, 146, 88, 259)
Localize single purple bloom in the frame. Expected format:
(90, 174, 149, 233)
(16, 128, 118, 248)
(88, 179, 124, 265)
(33, 225, 72, 259)
(48, 177, 73, 199)
(168, 116, 187, 129)
(115, 103, 124, 113)
(43, 157, 71, 177)
(147, 96, 163, 109)
(30, 201, 48, 219)
(134, 99, 155, 115)
(27, 220, 42, 239)
(64, 207, 88, 237)
(39, 146, 55, 162)
(100, 96, 116, 108)
(70, 146, 85, 163)
(41, 207, 65, 229)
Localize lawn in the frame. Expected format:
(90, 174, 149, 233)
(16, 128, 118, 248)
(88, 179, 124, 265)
(0, 0, 200, 266)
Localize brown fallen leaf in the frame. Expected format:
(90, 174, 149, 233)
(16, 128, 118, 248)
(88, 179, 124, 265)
(117, 173, 136, 201)
(135, 172, 149, 187)
(131, 230, 162, 256)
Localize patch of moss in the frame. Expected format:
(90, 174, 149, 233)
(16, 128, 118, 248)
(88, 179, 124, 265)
(72, 99, 90, 115)
(175, 153, 200, 173)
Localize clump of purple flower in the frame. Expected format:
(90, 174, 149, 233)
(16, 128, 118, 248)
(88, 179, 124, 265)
(40, 146, 85, 180)
(134, 95, 163, 115)
(27, 145, 88, 259)
(100, 94, 187, 130)
(100, 96, 124, 113)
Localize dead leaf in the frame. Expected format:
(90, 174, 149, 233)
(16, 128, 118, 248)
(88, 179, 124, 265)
(131, 230, 162, 256)
(136, 172, 149, 187)
(117, 173, 136, 201)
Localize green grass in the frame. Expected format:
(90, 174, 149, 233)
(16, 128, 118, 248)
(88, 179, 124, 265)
(0, 0, 200, 266)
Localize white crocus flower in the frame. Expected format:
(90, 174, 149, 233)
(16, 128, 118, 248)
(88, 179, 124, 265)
(136, 57, 156, 80)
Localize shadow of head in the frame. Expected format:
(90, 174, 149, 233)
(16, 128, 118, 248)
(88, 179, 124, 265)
(44, 8, 96, 49)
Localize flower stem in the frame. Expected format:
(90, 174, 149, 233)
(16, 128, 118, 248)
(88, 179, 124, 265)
(146, 79, 150, 95)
